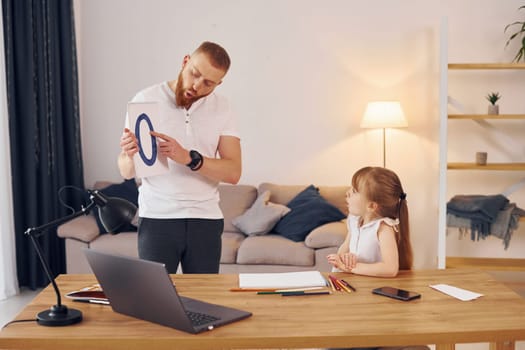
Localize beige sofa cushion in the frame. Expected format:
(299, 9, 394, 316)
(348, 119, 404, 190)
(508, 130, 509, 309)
(305, 221, 347, 248)
(219, 184, 257, 233)
(236, 235, 314, 266)
(220, 232, 245, 264)
(258, 182, 348, 216)
(57, 215, 100, 243)
(258, 183, 305, 205)
(93, 181, 115, 190)
(318, 186, 349, 216)
(90, 231, 138, 257)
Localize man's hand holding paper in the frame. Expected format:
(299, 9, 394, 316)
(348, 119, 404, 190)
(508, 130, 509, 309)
(126, 102, 169, 178)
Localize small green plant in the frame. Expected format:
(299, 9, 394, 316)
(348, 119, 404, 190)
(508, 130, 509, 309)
(504, 5, 525, 62)
(486, 92, 501, 105)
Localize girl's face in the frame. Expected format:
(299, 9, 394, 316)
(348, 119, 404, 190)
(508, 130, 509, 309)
(345, 185, 370, 217)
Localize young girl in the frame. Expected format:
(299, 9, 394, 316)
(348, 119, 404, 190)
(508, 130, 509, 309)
(327, 166, 413, 276)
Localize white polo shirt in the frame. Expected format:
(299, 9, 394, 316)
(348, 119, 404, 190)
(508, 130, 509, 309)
(127, 81, 240, 219)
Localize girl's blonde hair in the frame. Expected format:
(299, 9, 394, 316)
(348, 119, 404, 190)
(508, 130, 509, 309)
(351, 166, 413, 270)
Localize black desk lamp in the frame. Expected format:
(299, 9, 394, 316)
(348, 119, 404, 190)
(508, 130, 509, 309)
(24, 189, 137, 326)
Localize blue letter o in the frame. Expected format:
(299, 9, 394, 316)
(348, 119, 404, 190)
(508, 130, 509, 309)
(135, 113, 157, 166)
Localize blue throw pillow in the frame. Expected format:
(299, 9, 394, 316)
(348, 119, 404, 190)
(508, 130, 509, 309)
(93, 179, 139, 234)
(273, 185, 346, 242)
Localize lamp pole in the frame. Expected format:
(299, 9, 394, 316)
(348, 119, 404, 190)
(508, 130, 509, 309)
(382, 127, 386, 168)
(24, 201, 95, 326)
(24, 189, 137, 326)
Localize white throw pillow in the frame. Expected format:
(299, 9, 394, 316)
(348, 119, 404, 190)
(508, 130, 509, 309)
(232, 190, 291, 236)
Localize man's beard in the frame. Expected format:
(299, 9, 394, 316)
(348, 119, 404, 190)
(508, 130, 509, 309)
(174, 71, 198, 108)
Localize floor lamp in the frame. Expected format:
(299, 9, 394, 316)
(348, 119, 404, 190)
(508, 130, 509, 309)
(360, 101, 408, 168)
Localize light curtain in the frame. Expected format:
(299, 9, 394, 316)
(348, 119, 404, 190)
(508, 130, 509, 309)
(0, 3, 19, 301)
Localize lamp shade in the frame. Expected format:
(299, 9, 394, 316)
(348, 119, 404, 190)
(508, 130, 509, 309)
(89, 190, 137, 233)
(360, 101, 408, 129)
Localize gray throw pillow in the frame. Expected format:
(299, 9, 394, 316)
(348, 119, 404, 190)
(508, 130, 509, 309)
(232, 191, 291, 236)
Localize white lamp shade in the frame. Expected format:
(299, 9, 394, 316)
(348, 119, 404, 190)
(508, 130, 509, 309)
(360, 101, 408, 129)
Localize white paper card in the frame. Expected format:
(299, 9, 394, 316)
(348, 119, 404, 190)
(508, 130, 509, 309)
(429, 284, 483, 301)
(239, 271, 327, 289)
(127, 102, 169, 178)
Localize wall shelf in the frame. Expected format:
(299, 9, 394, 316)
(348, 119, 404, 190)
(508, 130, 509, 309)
(449, 63, 525, 70)
(449, 114, 525, 120)
(447, 163, 525, 171)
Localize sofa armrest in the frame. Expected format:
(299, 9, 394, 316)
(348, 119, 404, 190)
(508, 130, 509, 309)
(57, 214, 100, 243)
(304, 220, 347, 249)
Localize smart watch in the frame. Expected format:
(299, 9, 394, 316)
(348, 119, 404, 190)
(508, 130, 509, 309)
(186, 150, 204, 171)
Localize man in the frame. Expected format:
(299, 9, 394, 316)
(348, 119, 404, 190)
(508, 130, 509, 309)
(118, 42, 241, 273)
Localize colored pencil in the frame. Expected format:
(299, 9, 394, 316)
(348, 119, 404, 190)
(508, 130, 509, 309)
(340, 279, 357, 292)
(328, 275, 341, 291)
(327, 277, 336, 292)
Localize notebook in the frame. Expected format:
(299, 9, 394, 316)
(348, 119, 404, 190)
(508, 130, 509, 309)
(83, 249, 252, 333)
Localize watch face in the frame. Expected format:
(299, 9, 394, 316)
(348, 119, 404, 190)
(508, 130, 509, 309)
(188, 150, 203, 169)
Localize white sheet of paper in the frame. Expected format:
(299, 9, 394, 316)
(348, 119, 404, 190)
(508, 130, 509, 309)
(239, 271, 327, 289)
(429, 284, 483, 301)
(127, 102, 169, 178)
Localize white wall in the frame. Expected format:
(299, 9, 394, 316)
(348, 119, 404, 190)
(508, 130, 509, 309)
(74, 0, 525, 269)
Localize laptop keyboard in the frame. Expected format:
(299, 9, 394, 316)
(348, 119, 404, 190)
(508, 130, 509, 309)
(186, 310, 220, 326)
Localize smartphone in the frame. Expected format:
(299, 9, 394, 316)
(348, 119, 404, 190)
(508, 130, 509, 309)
(372, 286, 421, 301)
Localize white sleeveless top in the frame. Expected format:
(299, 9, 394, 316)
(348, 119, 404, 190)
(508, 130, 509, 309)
(347, 215, 399, 264)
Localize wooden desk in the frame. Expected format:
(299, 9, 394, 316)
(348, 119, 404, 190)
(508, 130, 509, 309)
(1, 269, 524, 350)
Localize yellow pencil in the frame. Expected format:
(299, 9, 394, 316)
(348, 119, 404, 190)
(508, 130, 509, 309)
(339, 283, 352, 293)
(334, 278, 352, 293)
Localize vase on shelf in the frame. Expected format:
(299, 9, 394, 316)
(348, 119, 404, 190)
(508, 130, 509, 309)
(485, 92, 501, 115)
(475, 152, 488, 165)
(488, 104, 499, 115)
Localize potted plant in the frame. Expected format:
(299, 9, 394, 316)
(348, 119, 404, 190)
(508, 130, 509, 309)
(504, 5, 525, 62)
(486, 92, 501, 115)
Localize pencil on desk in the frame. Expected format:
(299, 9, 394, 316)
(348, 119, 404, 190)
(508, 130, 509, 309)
(327, 278, 336, 292)
(340, 279, 356, 292)
(333, 278, 351, 293)
(329, 275, 352, 293)
(328, 275, 341, 291)
(337, 280, 352, 294)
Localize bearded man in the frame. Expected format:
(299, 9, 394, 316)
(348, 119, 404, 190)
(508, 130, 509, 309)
(118, 42, 241, 273)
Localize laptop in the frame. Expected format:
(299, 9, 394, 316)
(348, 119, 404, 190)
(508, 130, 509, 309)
(83, 249, 252, 333)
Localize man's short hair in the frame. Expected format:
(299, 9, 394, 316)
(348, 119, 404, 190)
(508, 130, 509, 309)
(194, 41, 231, 72)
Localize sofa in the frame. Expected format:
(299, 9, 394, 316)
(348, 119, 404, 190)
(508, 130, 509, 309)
(57, 181, 349, 274)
